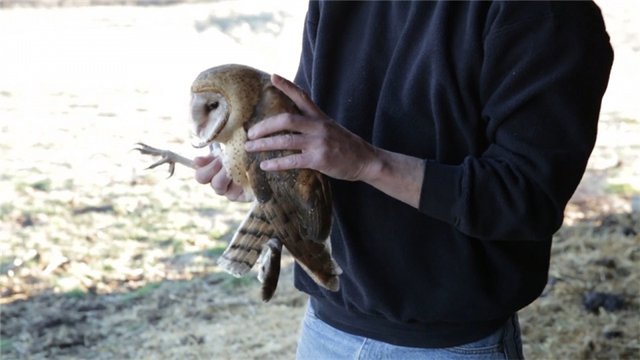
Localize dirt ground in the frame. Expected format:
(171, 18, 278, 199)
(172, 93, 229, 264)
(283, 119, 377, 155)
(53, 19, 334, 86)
(0, 1, 638, 359)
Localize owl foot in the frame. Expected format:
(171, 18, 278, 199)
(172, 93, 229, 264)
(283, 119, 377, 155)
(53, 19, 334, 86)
(133, 142, 196, 177)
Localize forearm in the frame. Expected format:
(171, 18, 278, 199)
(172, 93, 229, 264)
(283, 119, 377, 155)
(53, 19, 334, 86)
(359, 148, 425, 209)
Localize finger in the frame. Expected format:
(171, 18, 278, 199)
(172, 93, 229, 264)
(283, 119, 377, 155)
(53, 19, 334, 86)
(236, 192, 254, 202)
(248, 113, 307, 140)
(245, 133, 305, 152)
(194, 155, 215, 168)
(260, 153, 312, 172)
(195, 156, 223, 184)
(271, 74, 319, 116)
(225, 184, 245, 201)
(211, 169, 233, 195)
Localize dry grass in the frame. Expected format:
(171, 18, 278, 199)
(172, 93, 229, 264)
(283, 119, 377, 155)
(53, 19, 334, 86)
(520, 213, 639, 359)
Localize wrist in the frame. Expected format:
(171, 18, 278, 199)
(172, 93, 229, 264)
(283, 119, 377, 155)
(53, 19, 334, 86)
(357, 146, 386, 184)
(357, 147, 425, 209)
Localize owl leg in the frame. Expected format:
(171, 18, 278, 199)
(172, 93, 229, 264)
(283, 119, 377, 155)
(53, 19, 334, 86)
(133, 143, 195, 177)
(257, 238, 282, 302)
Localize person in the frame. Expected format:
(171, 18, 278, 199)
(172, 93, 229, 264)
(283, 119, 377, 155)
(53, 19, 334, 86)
(195, 1, 613, 359)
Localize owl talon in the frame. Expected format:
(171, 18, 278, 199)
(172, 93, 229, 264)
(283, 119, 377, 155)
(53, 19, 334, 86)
(133, 142, 196, 177)
(145, 157, 176, 177)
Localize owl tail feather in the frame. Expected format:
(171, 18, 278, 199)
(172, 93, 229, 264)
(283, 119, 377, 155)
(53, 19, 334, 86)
(260, 200, 342, 293)
(294, 242, 342, 292)
(257, 238, 282, 302)
(217, 203, 273, 277)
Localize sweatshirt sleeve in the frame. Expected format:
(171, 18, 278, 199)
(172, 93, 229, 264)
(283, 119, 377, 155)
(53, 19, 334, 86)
(419, 3, 613, 241)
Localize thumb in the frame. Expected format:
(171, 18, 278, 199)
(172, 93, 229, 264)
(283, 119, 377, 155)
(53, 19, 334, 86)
(271, 74, 320, 116)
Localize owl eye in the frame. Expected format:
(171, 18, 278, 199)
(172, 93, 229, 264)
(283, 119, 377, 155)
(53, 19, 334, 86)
(206, 101, 220, 112)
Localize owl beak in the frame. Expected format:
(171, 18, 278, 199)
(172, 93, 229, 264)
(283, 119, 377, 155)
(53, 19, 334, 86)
(191, 137, 210, 149)
(190, 122, 212, 148)
(190, 112, 228, 148)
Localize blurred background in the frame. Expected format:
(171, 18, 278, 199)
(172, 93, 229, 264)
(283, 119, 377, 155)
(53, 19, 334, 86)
(0, 1, 638, 359)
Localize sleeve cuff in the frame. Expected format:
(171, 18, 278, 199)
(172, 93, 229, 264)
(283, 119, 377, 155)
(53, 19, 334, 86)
(419, 159, 464, 226)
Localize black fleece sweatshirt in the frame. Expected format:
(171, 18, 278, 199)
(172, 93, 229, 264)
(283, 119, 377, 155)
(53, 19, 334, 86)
(292, 1, 613, 348)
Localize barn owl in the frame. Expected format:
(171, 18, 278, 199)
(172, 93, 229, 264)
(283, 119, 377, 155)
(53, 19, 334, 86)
(135, 64, 341, 301)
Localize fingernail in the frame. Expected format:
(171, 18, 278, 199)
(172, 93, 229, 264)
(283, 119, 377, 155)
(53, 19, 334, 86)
(271, 73, 282, 83)
(260, 161, 273, 171)
(244, 141, 253, 151)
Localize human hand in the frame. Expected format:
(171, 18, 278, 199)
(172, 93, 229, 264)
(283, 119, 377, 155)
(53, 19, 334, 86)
(244, 74, 379, 182)
(194, 154, 251, 202)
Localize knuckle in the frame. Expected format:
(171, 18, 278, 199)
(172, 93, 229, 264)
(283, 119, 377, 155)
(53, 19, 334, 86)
(285, 155, 300, 168)
(212, 157, 224, 169)
(312, 138, 328, 158)
(298, 88, 311, 102)
(264, 137, 278, 148)
(318, 119, 331, 132)
(316, 146, 328, 161)
(312, 153, 326, 169)
(280, 113, 295, 127)
(283, 133, 296, 146)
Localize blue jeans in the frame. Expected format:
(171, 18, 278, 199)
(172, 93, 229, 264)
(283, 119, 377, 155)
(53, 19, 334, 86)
(296, 303, 524, 360)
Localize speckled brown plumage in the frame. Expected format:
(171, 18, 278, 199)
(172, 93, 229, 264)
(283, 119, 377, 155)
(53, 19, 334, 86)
(191, 64, 341, 301)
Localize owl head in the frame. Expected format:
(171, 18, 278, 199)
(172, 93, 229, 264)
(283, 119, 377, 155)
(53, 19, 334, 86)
(190, 64, 269, 147)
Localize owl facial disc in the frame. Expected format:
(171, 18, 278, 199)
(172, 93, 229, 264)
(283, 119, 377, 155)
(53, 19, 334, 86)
(190, 92, 229, 148)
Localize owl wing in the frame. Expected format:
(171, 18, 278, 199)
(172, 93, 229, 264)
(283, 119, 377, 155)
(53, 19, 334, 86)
(247, 83, 333, 242)
(282, 167, 332, 243)
(217, 202, 274, 277)
(217, 81, 338, 301)
(243, 84, 341, 292)
(246, 156, 341, 292)
(259, 192, 341, 292)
